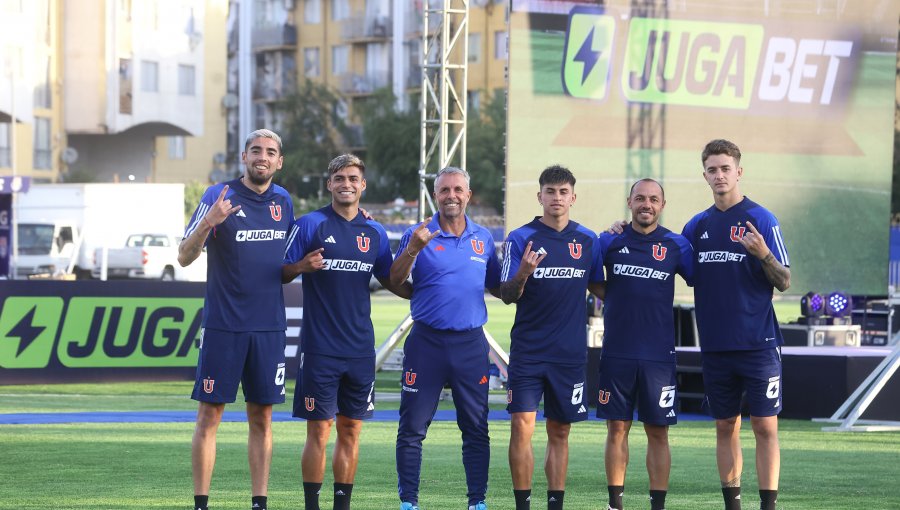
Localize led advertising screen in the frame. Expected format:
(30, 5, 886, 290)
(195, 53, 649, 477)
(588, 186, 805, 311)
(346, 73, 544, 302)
(506, 0, 898, 295)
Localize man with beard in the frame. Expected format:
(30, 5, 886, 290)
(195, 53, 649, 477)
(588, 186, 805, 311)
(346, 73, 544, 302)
(179, 129, 294, 510)
(389, 167, 502, 510)
(596, 179, 693, 510)
(282, 154, 411, 510)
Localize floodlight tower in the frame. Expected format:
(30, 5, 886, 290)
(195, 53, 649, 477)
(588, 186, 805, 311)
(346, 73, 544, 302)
(416, 0, 470, 220)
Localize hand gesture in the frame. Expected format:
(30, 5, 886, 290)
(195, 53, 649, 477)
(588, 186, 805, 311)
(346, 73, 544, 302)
(607, 220, 627, 234)
(739, 221, 770, 260)
(205, 185, 242, 226)
(515, 241, 547, 278)
(299, 247, 326, 273)
(408, 217, 441, 255)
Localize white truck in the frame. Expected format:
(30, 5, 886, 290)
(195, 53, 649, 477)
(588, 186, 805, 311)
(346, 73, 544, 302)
(92, 232, 207, 281)
(13, 183, 185, 279)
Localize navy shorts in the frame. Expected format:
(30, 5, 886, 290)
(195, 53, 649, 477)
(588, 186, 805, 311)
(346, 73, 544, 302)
(191, 328, 286, 405)
(506, 357, 589, 423)
(701, 348, 782, 419)
(293, 352, 375, 420)
(595, 356, 677, 426)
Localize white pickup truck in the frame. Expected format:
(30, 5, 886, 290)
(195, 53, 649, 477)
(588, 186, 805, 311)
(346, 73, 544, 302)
(93, 233, 206, 281)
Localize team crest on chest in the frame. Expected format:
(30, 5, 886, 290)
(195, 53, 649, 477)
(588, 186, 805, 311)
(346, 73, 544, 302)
(356, 234, 370, 252)
(568, 242, 582, 259)
(652, 244, 667, 261)
(471, 239, 485, 255)
(269, 204, 282, 221)
(729, 225, 746, 242)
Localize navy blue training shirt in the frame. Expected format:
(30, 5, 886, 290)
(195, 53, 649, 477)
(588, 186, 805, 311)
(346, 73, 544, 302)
(502, 218, 602, 364)
(598, 224, 693, 362)
(682, 197, 790, 352)
(284, 205, 393, 358)
(396, 213, 501, 331)
(184, 178, 294, 332)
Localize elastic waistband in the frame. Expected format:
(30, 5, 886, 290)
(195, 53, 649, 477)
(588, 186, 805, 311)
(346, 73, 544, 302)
(412, 321, 483, 337)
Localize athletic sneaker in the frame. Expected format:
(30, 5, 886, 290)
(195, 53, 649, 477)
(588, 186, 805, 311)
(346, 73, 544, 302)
(468, 502, 487, 510)
(400, 502, 419, 510)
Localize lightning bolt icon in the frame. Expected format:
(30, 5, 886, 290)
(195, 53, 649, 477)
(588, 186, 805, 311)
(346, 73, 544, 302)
(8, 306, 45, 356)
(573, 27, 602, 84)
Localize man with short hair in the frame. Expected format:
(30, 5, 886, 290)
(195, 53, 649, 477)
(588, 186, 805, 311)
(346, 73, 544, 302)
(282, 154, 411, 510)
(596, 178, 693, 510)
(180, 128, 294, 510)
(390, 167, 502, 510)
(500, 165, 603, 510)
(682, 139, 791, 510)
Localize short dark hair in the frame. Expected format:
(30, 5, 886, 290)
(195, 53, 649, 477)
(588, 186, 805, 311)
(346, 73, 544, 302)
(629, 178, 665, 200)
(539, 165, 576, 188)
(702, 139, 741, 166)
(327, 154, 366, 176)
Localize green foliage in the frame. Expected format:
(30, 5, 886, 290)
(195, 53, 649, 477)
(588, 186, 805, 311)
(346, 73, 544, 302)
(467, 90, 506, 213)
(356, 89, 422, 202)
(274, 79, 351, 198)
(183, 181, 207, 225)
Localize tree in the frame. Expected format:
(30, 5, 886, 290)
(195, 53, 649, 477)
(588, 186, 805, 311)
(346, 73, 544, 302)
(466, 90, 506, 214)
(274, 79, 351, 199)
(356, 89, 421, 202)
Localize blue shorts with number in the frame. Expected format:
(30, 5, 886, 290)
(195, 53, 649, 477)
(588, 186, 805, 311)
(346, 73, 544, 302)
(596, 356, 678, 426)
(506, 357, 589, 424)
(293, 352, 375, 420)
(701, 348, 782, 419)
(191, 328, 286, 405)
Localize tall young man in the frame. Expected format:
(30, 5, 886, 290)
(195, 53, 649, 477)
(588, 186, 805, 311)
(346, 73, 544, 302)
(682, 139, 791, 510)
(596, 179, 693, 510)
(500, 165, 603, 510)
(180, 129, 294, 510)
(282, 154, 410, 510)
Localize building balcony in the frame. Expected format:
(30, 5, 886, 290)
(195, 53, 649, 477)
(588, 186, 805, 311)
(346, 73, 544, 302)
(341, 15, 392, 42)
(338, 71, 390, 96)
(253, 74, 297, 102)
(252, 23, 298, 50)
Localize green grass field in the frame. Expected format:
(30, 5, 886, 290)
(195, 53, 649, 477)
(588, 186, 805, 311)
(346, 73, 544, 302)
(3, 294, 888, 510)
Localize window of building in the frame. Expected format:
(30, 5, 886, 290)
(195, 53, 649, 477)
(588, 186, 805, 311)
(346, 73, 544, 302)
(332, 0, 349, 20)
(468, 90, 480, 111)
(468, 33, 482, 63)
(494, 30, 508, 60)
(304, 47, 320, 77)
(332, 45, 349, 76)
(141, 60, 159, 92)
(33, 117, 52, 170)
(0, 123, 10, 168)
(304, 0, 321, 23)
(168, 136, 186, 159)
(33, 54, 51, 108)
(178, 64, 195, 95)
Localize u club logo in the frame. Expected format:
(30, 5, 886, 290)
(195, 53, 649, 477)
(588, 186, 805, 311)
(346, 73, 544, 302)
(404, 370, 417, 386)
(305, 397, 315, 411)
(598, 389, 611, 405)
(730, 226, 746, 242)
(269, 204, 282, 221)
(568, 242, 582, 259)
(203, 377, 215, 394)
(652, 244, 667, 261)
(471, 239, 485, 255)
(357, 235, 370, 253)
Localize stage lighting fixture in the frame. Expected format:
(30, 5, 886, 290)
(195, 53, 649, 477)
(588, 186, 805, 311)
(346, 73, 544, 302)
(825, 292, 853, 318)
(800, 292, 824, 318)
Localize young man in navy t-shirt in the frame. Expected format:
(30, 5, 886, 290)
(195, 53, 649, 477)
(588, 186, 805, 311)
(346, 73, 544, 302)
(500, 165, 603, 510)
(180, 129, 294, 510)
(282, 154, 410, 510)
(682, 139, 791, 510)
(596, 179, 693, 510)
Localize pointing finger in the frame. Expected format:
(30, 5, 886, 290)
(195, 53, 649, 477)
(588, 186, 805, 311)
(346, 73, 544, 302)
(523, 241, 533, 256)
(216, 185, 229, 203)
(310, 247, 325, 256)
(745, 221, 760, 235)
(416, 217, 433, 232)
(228, 204, 242, 216)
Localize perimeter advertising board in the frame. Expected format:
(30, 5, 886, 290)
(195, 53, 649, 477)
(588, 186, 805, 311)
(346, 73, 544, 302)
(507, 0, 898, 295)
